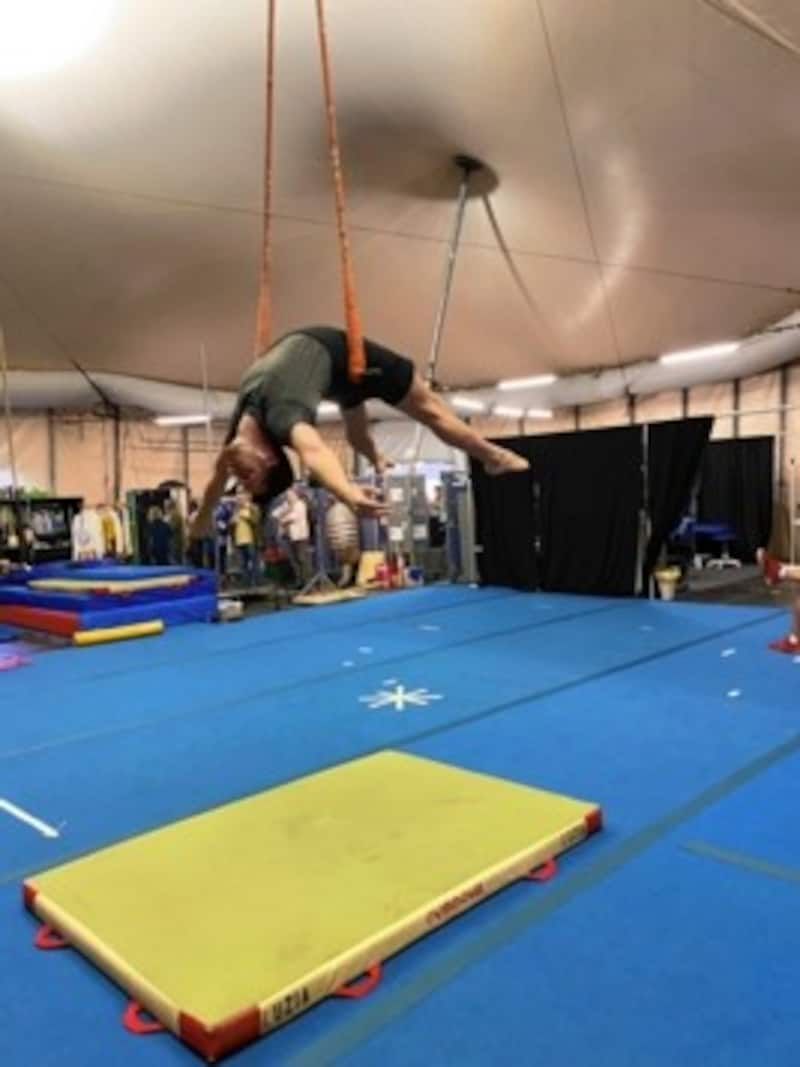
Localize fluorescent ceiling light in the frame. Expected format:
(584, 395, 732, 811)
(493, 405, 524, 419)
(497, 374, 557, 391)
(0, 0, 115, 80)
(451, 396, 486, 413)
(526, 408, 554, 419)
(153, 414, 211, 427)
(658, 341, 740, 366)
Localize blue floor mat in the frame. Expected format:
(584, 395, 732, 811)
(2, 590, 798, 1067)
(323, 840, 800, 1067)
(0, 600, 783, 881)
(678, 747, 800, 873)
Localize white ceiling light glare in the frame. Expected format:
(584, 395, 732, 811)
(153, 414, 211, 427)
(0, 0, 116, 80)
(497, 374, 558, 391)
(526, 408, 554, 419)
(451, 396, 486, 413)
(492, 405, 524, 419)
(658, 341, 740, 366)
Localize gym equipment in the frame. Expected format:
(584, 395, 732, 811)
(442, 470, 479, 582)
(253, 0, 277, 352)
(30, 575, 194, 593)
(355, 549, 386, 588)
(72, 620, 164, 647)
(293, 489, 364, 606)
(24, 751, 601, 1062)
(425, 155, 483, 387)
(0, 564, 216, 635)
(401, 155, 484, 571)
(253, 0, 365, 380)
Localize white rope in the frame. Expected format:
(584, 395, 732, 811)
(0, 324, 19, 495)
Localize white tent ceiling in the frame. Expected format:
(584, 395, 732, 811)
(1, 0, 800, 408)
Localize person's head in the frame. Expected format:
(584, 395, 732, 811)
(223, 417, 294, 507)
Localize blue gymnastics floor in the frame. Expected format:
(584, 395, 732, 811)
(1, 584, 797, 1066)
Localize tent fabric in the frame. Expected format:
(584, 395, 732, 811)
(1, 3, 800, 401)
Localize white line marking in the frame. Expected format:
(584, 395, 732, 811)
(0, 797, 60, 838)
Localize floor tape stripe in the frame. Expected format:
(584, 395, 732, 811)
(682, 839, 800, 886)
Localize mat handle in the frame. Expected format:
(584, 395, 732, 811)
(34, 925, 69, 950)
(523, 857, 558, 882)
(334, 963, 382, 999)
(123, 1001, 165, 1035)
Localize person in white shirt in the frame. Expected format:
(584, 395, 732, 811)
(273, 488, 310, 587)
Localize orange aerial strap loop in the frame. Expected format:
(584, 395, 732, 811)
(254, 0, 278, 354)
(314, 0, 367, 382)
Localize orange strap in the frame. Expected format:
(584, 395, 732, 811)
(254, 0, 278, 354)
(314, 0, 366, 382)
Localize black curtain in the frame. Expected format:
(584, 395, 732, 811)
(470, 418, 759, 598)
(534, 426, 642, 596)
(697, 437, 773, 560)
(644, 417, 713, 580)
(471, 445, 538, 590)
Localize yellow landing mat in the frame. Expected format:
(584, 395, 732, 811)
(24, 752, 601, 1062)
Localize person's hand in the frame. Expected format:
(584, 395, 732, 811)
(373, 452, 394, 475)
(345, 484, 389, 519)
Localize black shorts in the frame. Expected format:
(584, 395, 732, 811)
(293, 327, 416, 410)
(363, 346, 415, 407)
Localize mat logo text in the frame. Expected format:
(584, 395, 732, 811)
(426, 883, 485, 927)
(269, 986, 311, 1025)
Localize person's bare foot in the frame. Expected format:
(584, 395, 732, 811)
(484, 449, 530, 476)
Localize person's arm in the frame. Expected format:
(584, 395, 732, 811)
(341, 404, 391, 472)
(289, 422, 387, 518)
(189, 454, 228, 539)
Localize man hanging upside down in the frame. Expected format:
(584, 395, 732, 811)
(189, 326, 529, 534)
(756, 547, 800, 653)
